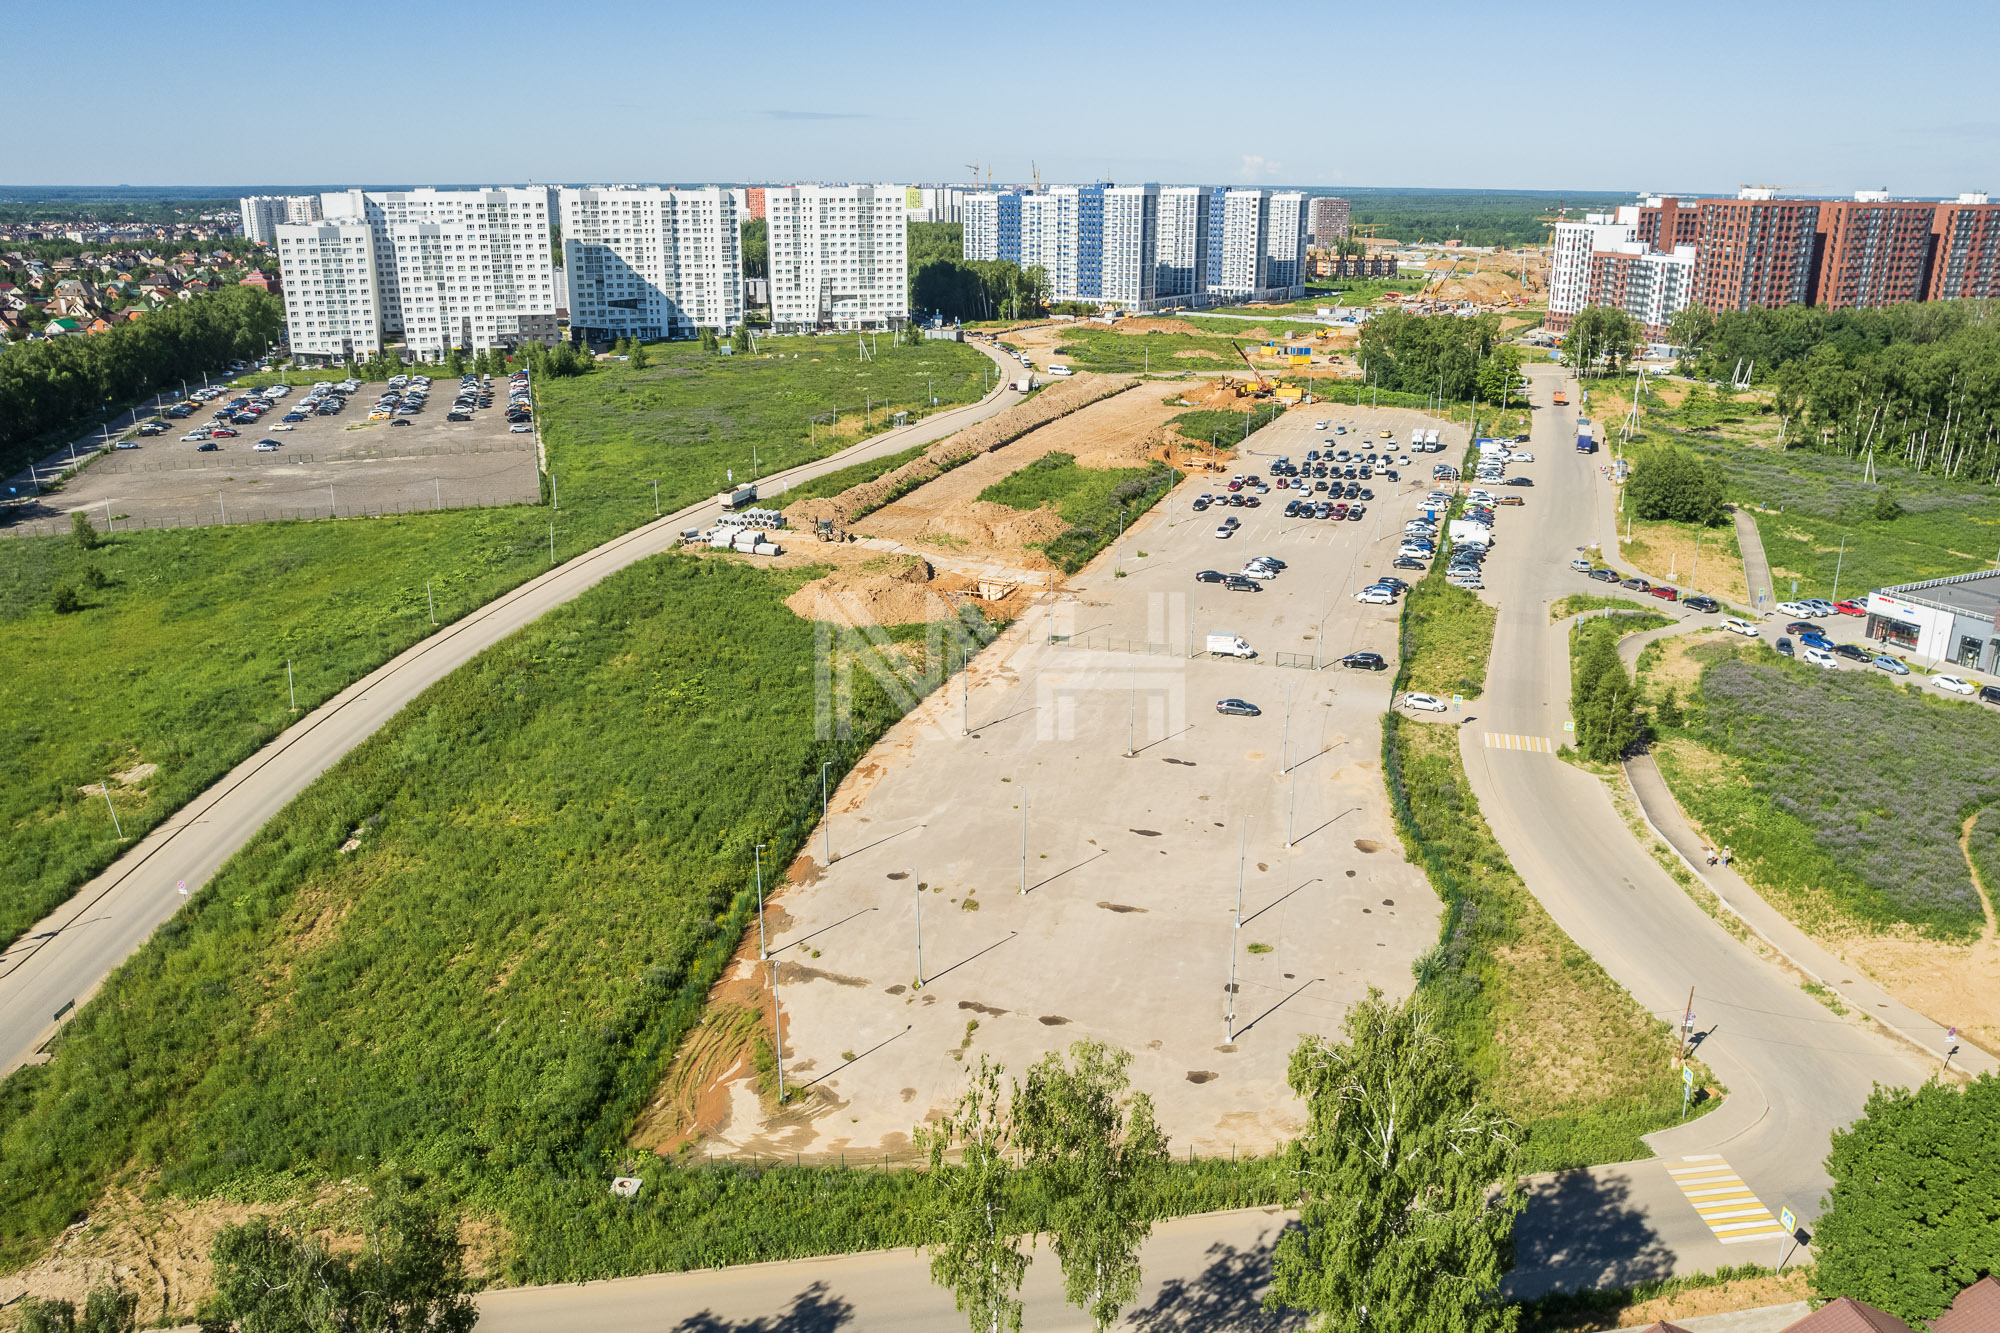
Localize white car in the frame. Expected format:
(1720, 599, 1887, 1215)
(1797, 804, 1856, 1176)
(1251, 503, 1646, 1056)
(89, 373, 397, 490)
(1214, 525, 1235, 539)
(1935, 674, 1976, 696)
(1509, 451, 1534, 463)
(1775, 600, 1817, 618)
(253, 441, 279, 452)
(180, 430, 210, 442)
(1403, 692, 1447, 713)
(509, 423, 534, 433)
(1801, 646, 1838, 669)
(1314, 421, 1328, 430)
(1355, 587, 1397, 605)
(1238, 564, 1277, 581)
(1570, 557, 1594, 571)
(1723, 617, 1760, 637)
(1398, 545, 1434, 560)
(271, 423, 295, 431)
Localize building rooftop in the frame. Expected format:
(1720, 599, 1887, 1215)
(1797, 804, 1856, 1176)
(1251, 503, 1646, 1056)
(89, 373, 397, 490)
(1884, 568, 2000, 621)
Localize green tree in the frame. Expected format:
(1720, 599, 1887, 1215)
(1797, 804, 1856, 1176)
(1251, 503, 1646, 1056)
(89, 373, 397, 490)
(70, 510, 99, 551)
(1667, 303, 1716, 359)
(1812, 1075, 2000, 1324)
(629, 341, 649, 370)
(920, 1055, 1028, 1333)
(698, 326, 720, 353)
(1564, 306, 1641, 375)
(739, 218, 768, 279)
(50, 581, 80, 614)
(1871, 491, 1905, 521)
(731, 324, 752, 355)
(1476, 347, 1524, 406)
(1572, 625, 1643, 762)
(18, 1285, 137, 1333)
(1267, 990, 1522, 1332)
(1626, 448, 1726, 526)
(198, 1192, 477, 1333)
(1015, 1040, 1170, 1332)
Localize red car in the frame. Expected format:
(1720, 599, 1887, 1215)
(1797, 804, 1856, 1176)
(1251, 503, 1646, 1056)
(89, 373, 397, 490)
(210, 427, 239, 437)
(1835, 599, 1867, 616)
(1226, 481, 1242, 492)
(1650, 585, 1679, 602)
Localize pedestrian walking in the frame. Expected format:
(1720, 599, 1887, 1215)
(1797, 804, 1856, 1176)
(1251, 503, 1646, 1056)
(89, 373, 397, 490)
(1721, 845, 1733, 868)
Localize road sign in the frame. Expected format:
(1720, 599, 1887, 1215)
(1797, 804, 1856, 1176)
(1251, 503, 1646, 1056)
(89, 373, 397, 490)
(1781, 1206, 1796, 1233)
(1563, 720, 1575, 732)
(1684, 1011, 1696, 1029)
(177, 880, 188, 896)
(1682, 1065, 1695, 1086)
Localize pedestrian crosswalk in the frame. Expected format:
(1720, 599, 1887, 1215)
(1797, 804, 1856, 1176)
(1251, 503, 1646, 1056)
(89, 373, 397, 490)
(1482, 732, 1553, 753)
(1667, 1156, 1790, 1244)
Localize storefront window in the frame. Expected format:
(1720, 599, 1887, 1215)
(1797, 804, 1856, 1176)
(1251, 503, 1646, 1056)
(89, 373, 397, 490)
(1869, 615, 1920, 649)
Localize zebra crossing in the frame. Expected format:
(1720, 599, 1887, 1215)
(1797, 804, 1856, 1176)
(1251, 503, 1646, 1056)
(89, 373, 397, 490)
(1482, 732, 1553, 753)
(1666, 1156, 1791, 1244)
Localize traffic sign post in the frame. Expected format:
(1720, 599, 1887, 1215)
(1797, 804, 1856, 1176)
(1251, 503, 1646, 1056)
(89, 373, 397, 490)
(1681, 1063, 1695, 1121)
(1779, 1206, 1797, 1271)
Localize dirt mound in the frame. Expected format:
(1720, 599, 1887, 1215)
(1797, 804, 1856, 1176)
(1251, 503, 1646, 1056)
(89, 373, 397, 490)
(782, 374, 1137, 530)
(1112, 318, 1212, 336)
(1172, 349, 1226, 360)
(786, 558, 964, 627)
(919, 501, 1069, 550)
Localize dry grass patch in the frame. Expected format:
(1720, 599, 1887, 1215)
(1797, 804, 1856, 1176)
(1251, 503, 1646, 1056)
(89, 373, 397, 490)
(1618, 518, 1746, 603)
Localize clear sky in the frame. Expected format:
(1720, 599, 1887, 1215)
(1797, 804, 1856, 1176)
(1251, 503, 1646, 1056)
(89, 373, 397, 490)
(10, 0, 1998, 196)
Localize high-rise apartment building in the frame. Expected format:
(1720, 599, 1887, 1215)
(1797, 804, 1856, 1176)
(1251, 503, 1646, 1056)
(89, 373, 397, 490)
(559, 187, 743, 343)
(1811, 195, 1939, 309)
(963, 192, 1023, 264)
(905, 186, 969, 223)
(1101, 185, 1160, 308)
(1047, 186, 1105, 302)
(1308, 196, 1351, 245)
(1217, 189, 1271, 295)
(1548, 210, 1638, 332)
(1020, 193, 1052, 273)
(241, 194, 322, 243)
(273, 222, 382, 359)
(1155, 186, 1214, 300)
(765, 184, 908, 332)
(1205, 187, 1228, 292)
(1928, 194, 2000, 301)
(1587, 244, 1697, 340)
(1264, 192, 1310, 292)
(1692, 195, 1822, 313)
(312, 188, 559, 356)
(1635, 196, 1701, 253)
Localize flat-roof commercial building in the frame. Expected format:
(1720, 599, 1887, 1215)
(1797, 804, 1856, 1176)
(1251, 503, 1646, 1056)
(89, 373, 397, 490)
(765, 183, 908, 332)
(1867, 570, 2000, 672)
(274, 222, 382, 359)
(560, 186, 743, 343)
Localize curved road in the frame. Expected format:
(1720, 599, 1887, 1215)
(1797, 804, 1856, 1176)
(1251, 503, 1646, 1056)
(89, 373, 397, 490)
(0, 341, 1026, 1076)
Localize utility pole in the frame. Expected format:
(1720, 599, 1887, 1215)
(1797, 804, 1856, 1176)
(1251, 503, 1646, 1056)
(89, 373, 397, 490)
(1226, 820, 1246, 1041)
(771, 959, 786, 1102)
(1286, 768, 1297, 848)
(821, 762, 832, 864)
(99, 783, 124, 838)
(426, 579, 436, 626)
(1128, 675, 1137, 756)
(1832, 534, 1847, 602)
(913, 867, 924, 988)
(549, 522, 555, 565)
(287, 659, 296, 710)
(1674, 985, 1696, 1064)
(652, 479, 660, 516)
(755, 843, 769, 958)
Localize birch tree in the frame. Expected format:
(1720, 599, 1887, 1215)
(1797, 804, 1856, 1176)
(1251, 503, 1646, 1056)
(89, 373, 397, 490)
(920, 1055, 1028, 1333)
(1267, 989, 1523, 1333)
(1016, 1039, 1170, 1332)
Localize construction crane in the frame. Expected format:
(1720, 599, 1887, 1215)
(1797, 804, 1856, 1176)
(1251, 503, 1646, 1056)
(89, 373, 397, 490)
(1031, 160, 1042, 193)
(1233, 342, 1272, 394)
(1350, 222, 1386, 238)
(965, 161, 981, 187)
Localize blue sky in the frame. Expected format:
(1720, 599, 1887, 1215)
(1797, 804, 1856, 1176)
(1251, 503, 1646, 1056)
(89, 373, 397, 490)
(10, 0, 1999, 196)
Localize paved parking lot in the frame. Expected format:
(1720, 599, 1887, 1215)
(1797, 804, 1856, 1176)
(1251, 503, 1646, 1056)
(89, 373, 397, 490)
(699, 405, 1472, 1163)
(4, 379, 538, 533)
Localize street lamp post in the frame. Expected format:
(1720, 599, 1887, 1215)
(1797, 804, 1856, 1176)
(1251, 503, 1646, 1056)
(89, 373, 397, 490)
(913, 867, 924, 988)
(821, 762, 832, 864)
(755, 843, 769, 958)
(1226, 821, 1246, 1041)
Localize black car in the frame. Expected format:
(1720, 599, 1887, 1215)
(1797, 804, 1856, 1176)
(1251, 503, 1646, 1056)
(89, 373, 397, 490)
(1346, 507, 1365, 520)
(1785, 620, 1822, 636)
(1383, 470, 1398, 482)
(1393, 556, 1427, 570)
(1358, 488, 1374, 501)
(1192, 498, 1210, 511)
(1833, 642, 1871, 662)
(196, 441, 219, 451)
(1981, 685, 2000, 706)
(392, 418, 412, 426)
(1683, 595, 1720, 613)
(1775, 636, 1795, 657)
(1342, 651, 1388, 671)
(1216, 698, 1262, 717)
(1373, 577, 1408, 592)
(1194, 570, 1226, 583)
(1283, 500, 1301, 516)
(1222, 575, 1261, 592)
(1254, 557, 1287, 570)
(1588, 568, 1620, 583)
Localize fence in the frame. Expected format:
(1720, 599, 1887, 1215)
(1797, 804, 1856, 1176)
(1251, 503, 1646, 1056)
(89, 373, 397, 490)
(91, 441, 529, 475)
(0, 494, 532, 538)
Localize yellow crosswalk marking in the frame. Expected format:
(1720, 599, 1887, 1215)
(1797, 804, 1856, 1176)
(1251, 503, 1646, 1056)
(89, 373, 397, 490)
(1482, 732, 1553, 753)
(1666, 1156, 1790, 1243)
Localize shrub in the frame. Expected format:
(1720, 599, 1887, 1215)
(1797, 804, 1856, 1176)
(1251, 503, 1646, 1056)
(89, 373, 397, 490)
(1628, 448, 1726, 526)
(69, 511, 98, 551)
(48, 580, 80, 614)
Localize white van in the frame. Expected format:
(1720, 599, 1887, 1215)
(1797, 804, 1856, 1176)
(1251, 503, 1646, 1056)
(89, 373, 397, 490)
(1207, 633, 1255, 658)
(1048, 364, 1072, 377)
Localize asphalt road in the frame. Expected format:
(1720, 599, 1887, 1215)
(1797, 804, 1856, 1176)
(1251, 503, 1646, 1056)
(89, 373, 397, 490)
(0, 342, 1026, 1077)
(1461, 363, 1936, 1293)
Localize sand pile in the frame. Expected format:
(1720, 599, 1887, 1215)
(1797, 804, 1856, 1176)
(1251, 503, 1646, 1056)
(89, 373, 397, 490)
(1112, 318, 1213, 336)
(783, 374, 1137, 530)
(917, 502, 1069, 553)
(785, 557, 965, 628)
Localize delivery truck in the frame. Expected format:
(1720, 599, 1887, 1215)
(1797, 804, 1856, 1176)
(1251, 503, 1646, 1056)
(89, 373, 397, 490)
(1206, 633, 1255, 659)
(718, 483, 758, 510)
(1576, 421, 1597, 454)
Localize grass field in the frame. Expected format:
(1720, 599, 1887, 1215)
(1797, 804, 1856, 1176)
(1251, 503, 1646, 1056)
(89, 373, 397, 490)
(0, 338, 992, 950)
(1400, 580, 1497, 700)
(978, 451, 1179, 573)
(1550, 594, 1653, 622)
(768, 440, 930, 507)
(1051, 328, 1250, 373)
(1655, 639, 1996, 939)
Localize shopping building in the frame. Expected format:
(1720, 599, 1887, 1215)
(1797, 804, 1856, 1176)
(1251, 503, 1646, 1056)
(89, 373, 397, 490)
(765, 183, 908, 332)
(273, 221, 382, 359)
(559, 186, 743, 343)
(1866, 571, 2000, 672)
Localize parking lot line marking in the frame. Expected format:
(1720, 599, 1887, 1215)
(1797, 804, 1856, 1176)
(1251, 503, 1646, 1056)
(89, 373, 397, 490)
(1482, 733, 1552, 753)
(1666, 1157, 1788, 1243)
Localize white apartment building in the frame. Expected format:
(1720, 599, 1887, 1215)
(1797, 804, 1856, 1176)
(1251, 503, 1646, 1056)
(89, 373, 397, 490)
(274, 222, 382, 358)
(765, 184, 909, 332)
(1047, 186, 1105, 302)
(1101, 185, 1159, 308)
(905, 186, 970, 223)
(1263, 191, 1309, 294)
(963, 191, 1023, 264)
(1549, 208, 1638, 321)
(314, 188, 559, 356)
(560, 187, 743, 341)
(1020, 193, 1052, 273)
(1594, 241, 1697, 337)
(1217, 189, 1272, 295)
(1155, 186, 1214, 301)
(241, 194, 322, 243)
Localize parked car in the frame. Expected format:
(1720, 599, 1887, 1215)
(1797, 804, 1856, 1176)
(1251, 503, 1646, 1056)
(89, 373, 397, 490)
(1834, 642, 1871, 662)
(1214, 525, 1235, 539)
(1835, 599, 1867, 617)
(1588, 568, 1620, 583)
(1570, 557, 1594, 572)
(254, 440, 280, 451)
(196, 441, 220, 452)
(1223, 575, 1261, 592)
(1775, 636, 1795, 657)
(1684, 595, 1720, 613)
(1872, 655, 1911, 675)
(1935, 674, 1976, 695)
(1649, 586, 1679, 602)
(1355, 587, 1397, 605)
(1775, 600, 1817, 618)
(1194, 570, 1226, 584)
(1236, 564, 1276, 581)
(1619, 577, 1652, 591)
(1798, 631, 1833, 650)
(1723, 617, 1760, 637)
(1216, 698, 1261, 717)
(1393, 556, 1428, 571)
(1801, 646, 1838, 669)
(1403, 692, 1447, 713)
(1980, 685, 2000, 706)
(509, 423, 534, 433)
(1341, 652, 1387, 671)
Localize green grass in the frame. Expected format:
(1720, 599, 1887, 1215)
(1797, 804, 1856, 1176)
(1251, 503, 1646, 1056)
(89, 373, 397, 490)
(978, 451, 1180, 573)
(1166, 404, 1289, 446)
(1550, 594, 1652, 622)
(1400, 580, 1497, 700)
(0, 554, 977, 1271)
(1051, 328, 1250, 373)
(775, 440, 931, 507)
(1751, 507, 2000, 603)
(0, 337, 992, 951)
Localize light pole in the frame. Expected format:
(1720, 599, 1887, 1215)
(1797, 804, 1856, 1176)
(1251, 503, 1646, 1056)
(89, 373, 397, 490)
(912, 867, 924, 988)
(1020, 795, 1028, 896)
(1128, 675, 1137, 757)
(821, 762, 832, 864)
(1832, 533, 1847, 603)
(1226, 821, 1246, 1041)
(1287, 769, 1297, 848)
(755, 843, 769, 958)
(426, 579, 436, 626)
(771, 959, 787, 1103)
(653, 479, 660, 517)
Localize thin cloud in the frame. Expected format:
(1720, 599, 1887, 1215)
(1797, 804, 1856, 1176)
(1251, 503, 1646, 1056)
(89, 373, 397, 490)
(766, 109, 870, 121)
(1240, 154, 1284, 181)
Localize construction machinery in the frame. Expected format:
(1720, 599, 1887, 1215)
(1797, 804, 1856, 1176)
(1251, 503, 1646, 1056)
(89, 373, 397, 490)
(1232, 343, 1273, 395)
(813, 516, 849, 543)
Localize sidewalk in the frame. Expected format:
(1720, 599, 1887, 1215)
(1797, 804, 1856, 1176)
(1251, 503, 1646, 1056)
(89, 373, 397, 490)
(1623, 749, 1996, 1076)
(1733, 507, 1775, 613)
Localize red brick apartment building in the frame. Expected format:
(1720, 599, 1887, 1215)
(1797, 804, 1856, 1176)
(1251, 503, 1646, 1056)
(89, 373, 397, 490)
(1813, 198, 1938, 308)
(1636, 196, 1701, 251)
(1928, 196, 2000, 300)
(1691, 198, 1823, 312)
